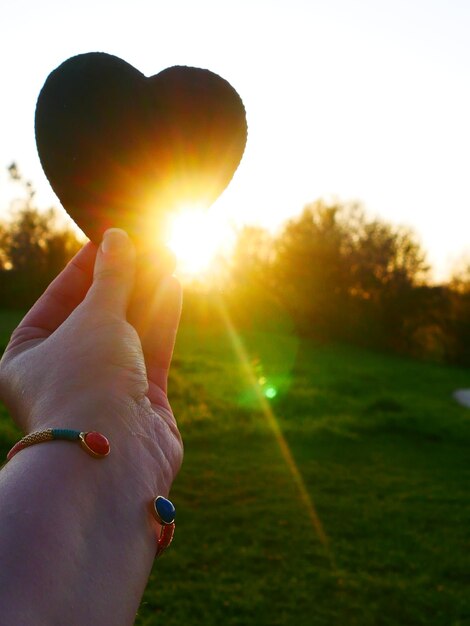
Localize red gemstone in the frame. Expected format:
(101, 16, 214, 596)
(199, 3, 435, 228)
(84, 432, 110, 456)
(156, 523, 175, 558)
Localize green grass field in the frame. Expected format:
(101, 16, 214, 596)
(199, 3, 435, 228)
(1, 310, 469, 625)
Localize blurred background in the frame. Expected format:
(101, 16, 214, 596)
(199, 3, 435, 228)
(1, 2, 469, 624)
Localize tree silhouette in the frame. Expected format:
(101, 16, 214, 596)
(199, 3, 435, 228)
(227, 199, 435, 353)
(0, 164, 81, 307)
(271, 201, 353, 339)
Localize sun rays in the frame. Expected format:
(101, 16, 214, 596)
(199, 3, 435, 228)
(215, 299, 337, 570)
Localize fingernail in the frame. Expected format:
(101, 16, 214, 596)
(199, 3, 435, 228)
(102, 228, 129, 254)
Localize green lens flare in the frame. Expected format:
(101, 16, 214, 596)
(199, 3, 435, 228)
(265, 386, 277, 399)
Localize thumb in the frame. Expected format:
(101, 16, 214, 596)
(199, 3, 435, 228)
(86, 228, 136, 318)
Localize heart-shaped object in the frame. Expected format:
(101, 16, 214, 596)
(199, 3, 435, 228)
(35, 52, 247, 245)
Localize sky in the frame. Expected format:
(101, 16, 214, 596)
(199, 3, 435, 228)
(1, 0, 469, 280)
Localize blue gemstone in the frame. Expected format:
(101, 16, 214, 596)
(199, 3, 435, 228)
(154, 496, 175, 525)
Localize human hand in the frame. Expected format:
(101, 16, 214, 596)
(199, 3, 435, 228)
(0, 229, 183, 494)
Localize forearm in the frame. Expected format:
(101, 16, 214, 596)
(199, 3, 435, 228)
(0, 230, 182, 624)
(0, 429, 168, 626)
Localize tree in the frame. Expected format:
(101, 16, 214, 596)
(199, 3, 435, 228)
(268, 200, 431, 350)
(346, 215, 430, 350)
(0, 164, 81, 308)
(224, 226, 284, 329)
(446, 260, 470, 364)
(271, 200, 354, 339)
(450, 259, 470, 295)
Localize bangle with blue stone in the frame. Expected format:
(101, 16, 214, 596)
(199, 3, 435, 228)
(151, 496, 176, 558)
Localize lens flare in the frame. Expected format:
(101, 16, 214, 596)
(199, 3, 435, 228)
(265, 386, 278, 399)
(215, 299, 336, 569)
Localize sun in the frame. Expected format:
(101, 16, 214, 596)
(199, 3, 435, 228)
(166, 204, 231, 278)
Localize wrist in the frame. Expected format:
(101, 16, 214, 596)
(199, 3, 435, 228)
(0, 433, 165, 622)
(16, 396, 180, 498)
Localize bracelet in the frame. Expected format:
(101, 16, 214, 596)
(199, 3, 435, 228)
(151, 496, 176, 558)
(6, 429, 110, 461)
(4, 429, 176, 558)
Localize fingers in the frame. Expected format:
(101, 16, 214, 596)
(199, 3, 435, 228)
(15, 241, 97, 336)
(130, 269, 182, 394)
(145, 276, 182, 391)
(85, 229, 136, 318)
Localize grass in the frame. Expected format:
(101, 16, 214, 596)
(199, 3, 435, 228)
(1, 310, 469, 625)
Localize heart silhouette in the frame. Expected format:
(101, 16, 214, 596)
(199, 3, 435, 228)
(35, 52, 247, 245)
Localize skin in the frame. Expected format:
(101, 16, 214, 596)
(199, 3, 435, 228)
(0, 229, 183, 625)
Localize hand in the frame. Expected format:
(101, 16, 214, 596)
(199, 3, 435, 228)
(0, 228, 183, 493)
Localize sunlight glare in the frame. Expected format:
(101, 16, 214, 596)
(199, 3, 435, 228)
(166, 205, 229, 277)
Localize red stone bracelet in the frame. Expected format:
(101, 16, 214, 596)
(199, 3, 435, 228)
(5, 429, 176, 559)
(6, 428, 110, 461)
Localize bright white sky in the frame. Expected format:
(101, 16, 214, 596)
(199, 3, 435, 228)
(1, 0, 469, 280)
